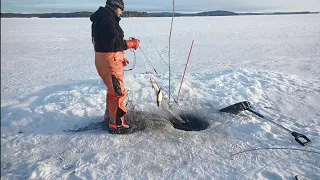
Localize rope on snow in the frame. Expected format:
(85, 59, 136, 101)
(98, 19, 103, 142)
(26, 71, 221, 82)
(63, 121, 105, 134)
(230, 147, 320, 158)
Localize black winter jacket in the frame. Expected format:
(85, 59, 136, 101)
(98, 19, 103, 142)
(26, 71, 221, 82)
(90, 6, 127, 52)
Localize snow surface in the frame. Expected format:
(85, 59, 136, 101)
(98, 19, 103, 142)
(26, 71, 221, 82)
(1, 14, 320, 179)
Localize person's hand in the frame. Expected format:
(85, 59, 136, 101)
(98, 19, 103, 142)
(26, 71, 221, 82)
(125, 39, 140, 50)
(123, 58, 129, 66)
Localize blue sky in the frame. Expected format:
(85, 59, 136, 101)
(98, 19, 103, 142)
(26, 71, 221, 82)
(1, 0, 320, 13)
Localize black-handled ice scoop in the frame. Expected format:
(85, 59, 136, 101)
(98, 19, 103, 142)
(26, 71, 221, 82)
(220, 101, 311, 146)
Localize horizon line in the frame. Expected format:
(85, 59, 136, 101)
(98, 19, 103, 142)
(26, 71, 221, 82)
(1, 10, 320, 14)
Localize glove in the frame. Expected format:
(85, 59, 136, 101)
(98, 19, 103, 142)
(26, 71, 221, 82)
(125, 39, 140, 50)
(123, 58, 129, 66)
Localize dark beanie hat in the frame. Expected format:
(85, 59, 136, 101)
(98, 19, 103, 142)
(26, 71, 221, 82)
(106, 0, 124, 10)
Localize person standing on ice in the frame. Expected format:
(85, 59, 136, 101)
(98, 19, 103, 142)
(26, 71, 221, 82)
(90, 0, 140, 133)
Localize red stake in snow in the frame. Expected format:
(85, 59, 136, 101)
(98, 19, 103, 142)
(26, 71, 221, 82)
(177, 40, 194, 103)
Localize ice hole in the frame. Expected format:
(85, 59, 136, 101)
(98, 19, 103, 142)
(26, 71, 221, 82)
(169, 114, 209, 131)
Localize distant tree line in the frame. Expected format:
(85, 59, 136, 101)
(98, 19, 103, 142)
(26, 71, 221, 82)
(149, 10, 238, 17)
(239, 11, 315, 16)
(123, 11, 150, 17)
(149, 11, 317, 17)
(1, 11, 150, 18)
(1, 11, 318, 18)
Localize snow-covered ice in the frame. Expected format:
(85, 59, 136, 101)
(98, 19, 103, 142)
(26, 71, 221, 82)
(1, 14, 320, 179)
